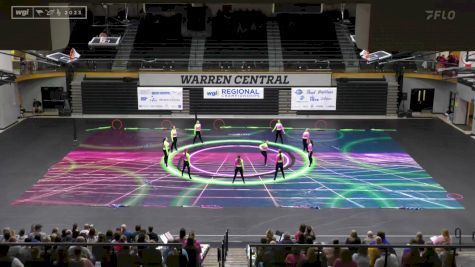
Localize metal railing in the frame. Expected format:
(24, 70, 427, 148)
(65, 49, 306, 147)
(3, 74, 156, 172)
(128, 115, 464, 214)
(247, 243, 475, 267)
(14, 57, 447, 75)
(218, 229, 229, 267)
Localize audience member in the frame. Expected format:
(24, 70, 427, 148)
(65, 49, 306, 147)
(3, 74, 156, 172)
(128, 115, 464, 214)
(401, 239, 423, 267)
(0, 245, 24, 267)
(147, 226, 159, 243)
(422, 241, 442, 267)
(265, 228, 275, 243)
(188, 231, 202, 262)
(346, 230, 362, 254)
(325, 239, 341, 267)
(79, 224, 90, 236)
(305, 226, 316, 244)
(184, 238, 198, 267)
(374, 248, 399, 267)
(67, 236, 93, 261)
(415, 232, 425, 245)
(285, 247, 306, 267)
(368, 237, 382, 267)
(364, 231, 375, 244)
(140, 240, 163, 267)
(179, 228, 187, 244)
(295, 224, 306, 241)
(69, 246, 94, 267)
(116, 245, 141, 267)
(301, 247, 327, 267)
(280, 233, 294, 245)
(352, 246, 370, 267)
(333, 249, 357, 267)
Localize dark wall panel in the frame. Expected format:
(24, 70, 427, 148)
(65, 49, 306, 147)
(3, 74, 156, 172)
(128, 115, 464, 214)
(82, 77, 171, 114)
(189, 88, 279, 115)
(297, 78, 388, 115)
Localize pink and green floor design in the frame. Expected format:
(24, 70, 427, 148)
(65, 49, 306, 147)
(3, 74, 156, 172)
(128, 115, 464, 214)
(12, 126, 463, 209)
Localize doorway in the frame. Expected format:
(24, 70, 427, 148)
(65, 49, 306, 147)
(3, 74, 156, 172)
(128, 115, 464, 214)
(410, 88, 435, 112)
(467, 100, 474, 128)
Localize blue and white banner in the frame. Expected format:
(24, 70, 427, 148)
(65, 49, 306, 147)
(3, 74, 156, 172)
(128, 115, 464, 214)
(203, 87, 264, 99)
(137, 87, 183, 110)
(291, 87, 337, 110)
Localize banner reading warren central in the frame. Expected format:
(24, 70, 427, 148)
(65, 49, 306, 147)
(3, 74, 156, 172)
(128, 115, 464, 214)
(203, 87, 264, 99)
(139, 73, 332, 87)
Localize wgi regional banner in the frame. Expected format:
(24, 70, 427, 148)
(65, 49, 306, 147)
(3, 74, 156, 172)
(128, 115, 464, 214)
(291, 87, 337, 110)
(204, 87, 264, 99)
(137, 87, 183, 110)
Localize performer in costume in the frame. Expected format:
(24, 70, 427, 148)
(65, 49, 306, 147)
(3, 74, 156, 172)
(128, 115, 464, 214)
(162, 137, 170, 167)
(274, 149, 285, 180)
(232, 155, 245, 184)
(272, 120, 285, 144)
(170, 125, 178, 152)
(308, 140, 314, 167)
(193, 120, 203, 144)
(181, 149, 191, 179)
(302, 128, 310, 151)
(259, 140, 269, 165)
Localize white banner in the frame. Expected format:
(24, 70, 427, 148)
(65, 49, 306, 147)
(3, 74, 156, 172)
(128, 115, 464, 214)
(137, 87, 183, 110)
(139, 73, 332, 87)
(203, 87, 264, 99)
(291, 87, 337, 110)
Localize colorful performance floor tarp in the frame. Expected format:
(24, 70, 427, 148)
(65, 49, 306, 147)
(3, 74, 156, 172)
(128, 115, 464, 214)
(13, 126, 463, 209)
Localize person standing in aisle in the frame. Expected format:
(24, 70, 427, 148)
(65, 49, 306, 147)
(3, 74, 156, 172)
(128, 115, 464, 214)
(259, 140, 269, 166)
(181, 149, 191, 179)
(193, 120, 203, 144)
(302, 128, 310, 151)
(274, 149, 285, 180)
(163, 137, 170, 167)
(308, 140, 314, 167)
(232, 155, 245, 184)
(272, 120, 285, 144)
(170, 125, 178, 152)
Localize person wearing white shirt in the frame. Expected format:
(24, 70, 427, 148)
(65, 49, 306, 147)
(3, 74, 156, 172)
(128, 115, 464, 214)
(374, 249, 399, 267)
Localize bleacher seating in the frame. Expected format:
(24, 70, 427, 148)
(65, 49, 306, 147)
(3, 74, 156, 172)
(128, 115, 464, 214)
(61, 9, 371, 72)
(277, 13, 344, 70)
(128, 13, 191, 70)
(204, 10, 269, 70)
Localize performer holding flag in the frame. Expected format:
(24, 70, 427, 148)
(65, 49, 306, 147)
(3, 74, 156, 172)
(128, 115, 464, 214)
(232, 155, 245, 184)
(181, 149, 191, 179)
(170, 125, 178, 152)
(308, 140, 314, 167)
(193, 120, 204, 144)
(274, 149, 285, 180)
(302, 128, 310, 151)
(162, 137, 170, 167)
(272, 119, 285, 144)
(259, 140, 269, 166)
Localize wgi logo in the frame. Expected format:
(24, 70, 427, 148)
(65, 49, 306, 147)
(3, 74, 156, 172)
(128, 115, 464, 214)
(425, 10, 456, 21)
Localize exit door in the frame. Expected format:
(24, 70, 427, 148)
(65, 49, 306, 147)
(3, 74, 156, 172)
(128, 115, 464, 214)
(410, 88, 435, 112)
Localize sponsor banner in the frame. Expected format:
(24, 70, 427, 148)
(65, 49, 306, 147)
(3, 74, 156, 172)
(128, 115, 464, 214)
(291, 87, 337, 110)
(203, 87, 264, 99)
(137, 87, 183, 110)
(139, 73, 332, 87)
